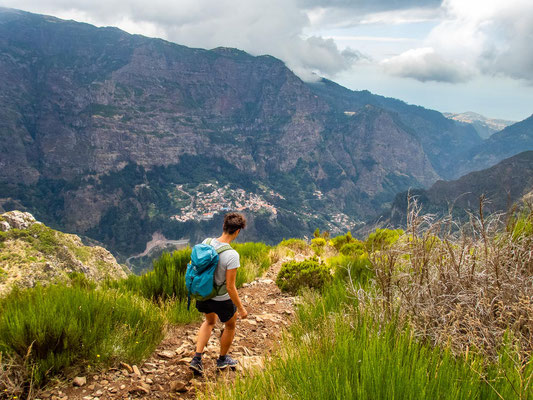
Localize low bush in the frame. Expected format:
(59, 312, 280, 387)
(330, 231, 356, 251)
(233, 242, 271, 287)
(278, 238, 308, 252)
(162, 298, 202, 325)
(0, 284, 165, 389)
(276, 258, 331, 294)
(328, 254, 373, 284)
(109, 248, 191, 301)
(310, 237, 326, 256)
(339, 240, 365, 256)
(365, 228, 404, 252)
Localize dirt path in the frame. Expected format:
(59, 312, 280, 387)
(40, 255, 302, 400)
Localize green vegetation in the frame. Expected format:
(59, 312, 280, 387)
(109, 248, 191, 301)
(365, 228, 403, 251)
(0, 284, 165, 387)
(310, 237, 326, 256)
(329, 231, 356, 250)
(233, 242, 272, 288)
(276, 258, 331, 294)
(0, 238, 274, 394)
(204, 206, 533, 400)
(278, 238, 308, 252)
(202, 287, 531, 399)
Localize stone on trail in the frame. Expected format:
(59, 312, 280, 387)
(119, 361, 133, 373)
(132, 365, 141, 376)
(169, 380, 188, 393)
(175, 343, 189, 355)
(178, 357, 193, 365)
(244, 319, 257, 326)
(158, 350, 175, 359)
(129, 385, 150, 395)
(73, 376, 87, 387)
(266, 300, 276, 306)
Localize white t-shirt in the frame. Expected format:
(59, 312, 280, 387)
(202, 238, 240, 301)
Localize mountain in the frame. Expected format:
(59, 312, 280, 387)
(307, 79, 483, 179)
(0, 7, 526, 262)
(388, 151, 533, 225)
(444, 112, 515, 139)
(0, 210, 127, 296)
(454, 114, 533, 177)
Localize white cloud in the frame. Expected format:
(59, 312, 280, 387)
(381, 47, 473, 83)
(424, 0, 533, 83)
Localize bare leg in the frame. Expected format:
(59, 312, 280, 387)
(219, 313, 237, 356)
(195, 313, 217, 353)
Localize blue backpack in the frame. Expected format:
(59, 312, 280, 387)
(185, 238, 233, 309)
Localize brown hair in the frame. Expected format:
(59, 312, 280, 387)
(223, 212, 247, 234)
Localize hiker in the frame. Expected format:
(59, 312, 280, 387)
(189, 212, 248, 374)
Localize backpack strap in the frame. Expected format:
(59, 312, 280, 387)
(216, 244, 233, 254)
(212, 242, 234, 296)
(205, 238, 233, 255)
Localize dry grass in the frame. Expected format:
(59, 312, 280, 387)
(357, 196, 533, 359)
(0, 351, 30, 399)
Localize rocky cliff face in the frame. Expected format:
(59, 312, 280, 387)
(0, 210, 128, 296)
(0, 8, 527, 259)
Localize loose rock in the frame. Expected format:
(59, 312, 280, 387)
(73, 377, 87, 387)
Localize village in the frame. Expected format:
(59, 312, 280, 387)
(170, 183, 278, 222)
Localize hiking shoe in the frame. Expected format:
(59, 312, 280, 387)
(189, 357, 203, 375)
(216, 355, 238, 370)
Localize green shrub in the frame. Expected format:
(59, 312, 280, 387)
(276, 259, 331, 294)
(330, 231, 356, 251)
(278, 238, 308, 252)
(0, 284, 164, 386)
(310, 237, 326, 256)
(339, 240, 365, 256)
(329, 254, 373, 284)
(109, 247, 191, 301)
(365, 228, 404, 252)
(163, 298, 202, 325)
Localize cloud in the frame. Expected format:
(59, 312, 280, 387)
(381, 47, 473, 83)
(0, 0, 366, 80)
(423, 0, 533, 83)
(298, 0, 443, 14)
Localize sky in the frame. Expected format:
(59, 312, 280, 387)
(0, 0, 532, 121)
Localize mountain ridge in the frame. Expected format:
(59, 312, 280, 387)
(0, 7, 531, 262)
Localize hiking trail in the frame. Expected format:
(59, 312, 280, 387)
(41, 254, 304, 400)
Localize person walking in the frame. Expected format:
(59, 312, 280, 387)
(189, 212, 248, 374)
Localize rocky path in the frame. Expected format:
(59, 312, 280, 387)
(40, 256, 301, 400)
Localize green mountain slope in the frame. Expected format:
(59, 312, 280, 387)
(388, 151, 533, 225)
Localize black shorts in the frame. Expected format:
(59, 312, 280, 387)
(195, 299, 237, 323)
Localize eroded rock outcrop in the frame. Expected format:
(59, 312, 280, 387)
(0, 211, 128, 296)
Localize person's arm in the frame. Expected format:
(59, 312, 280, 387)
(226, 268, 248, 319)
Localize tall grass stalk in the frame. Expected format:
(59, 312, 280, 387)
(0, 284, 165, 389)
(201, 277, 531, 400)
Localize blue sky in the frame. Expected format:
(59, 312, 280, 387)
(1, 0, 532, 121)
